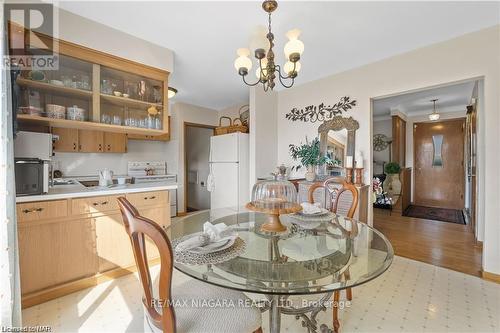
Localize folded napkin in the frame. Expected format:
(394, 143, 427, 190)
(300, 202, 322, 215)
(175, 222, 236, 253)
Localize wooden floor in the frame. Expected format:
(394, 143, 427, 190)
(373, 208, 482, 277)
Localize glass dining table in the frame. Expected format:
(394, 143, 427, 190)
(166, 208, 394, 333)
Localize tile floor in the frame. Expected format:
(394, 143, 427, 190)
(23, 256, 500, 333)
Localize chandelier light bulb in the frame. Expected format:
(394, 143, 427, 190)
(284, 61, 301, 75)
(255, 59, 269, 79)
(429, 113, 440, 121)
(234, 48, 253, 73)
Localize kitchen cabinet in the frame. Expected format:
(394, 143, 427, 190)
(12, 21, 170, 137)
(79, 130, 104, 152)
(104, 132, 127, 152)
(17, 189, 171, 308)
(18, 217, 97, 295)
(52, 128, 78, 152)
(51, 128, 127, 153)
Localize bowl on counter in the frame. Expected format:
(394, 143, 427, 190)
(113, 91, 122, 97)
(66, 105, 87, 121)
(46, 104, 66, 119)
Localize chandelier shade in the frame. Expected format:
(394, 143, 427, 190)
(234, 0, 304, 91)
(428, 99, 440, 121)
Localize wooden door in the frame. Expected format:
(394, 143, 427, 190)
(18, 218, 98, 294)
(52, 128, 79, 152)
(104, 132, 127, 153)
(414, 119, 465, 209)
(79, 130, 103, 152)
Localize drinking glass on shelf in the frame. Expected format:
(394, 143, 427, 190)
(101, 114, 111, 124)
(155, 117, 162, 130)
(113, 115, 122, 125)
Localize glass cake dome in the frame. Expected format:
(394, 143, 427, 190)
(248, 179, 299, 212)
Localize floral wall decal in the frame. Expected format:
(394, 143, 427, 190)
(285, 96, 357, 123)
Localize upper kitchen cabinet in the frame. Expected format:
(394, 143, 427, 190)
(11, 23, 170, 138)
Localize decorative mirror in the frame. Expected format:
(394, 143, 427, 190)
(317, 115, 359, 177)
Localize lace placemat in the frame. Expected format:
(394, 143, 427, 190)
(172, 235, 246, 265)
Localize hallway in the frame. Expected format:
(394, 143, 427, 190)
(373, 208, 482, 277)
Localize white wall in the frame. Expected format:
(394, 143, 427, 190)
(170, 102, 220, 212)
(372, 119, 392, 174)
(268, 26, 499, 274)
(185, 126, 212, 210)
(52, 140, 177, 177)
(249, 87, 278, 186)
(218, 104, 248, 121)
(52, 7, 174, 72)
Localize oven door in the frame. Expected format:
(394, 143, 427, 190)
(15, 159, 44, 196)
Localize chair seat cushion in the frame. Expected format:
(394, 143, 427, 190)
(145, 278, 261, 333)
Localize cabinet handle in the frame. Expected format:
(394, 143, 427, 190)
(98, 144, 102, 151)
(107, 144, 111, 151)
(92, 202, 99, 206)
(22, 207, 43, 213)
(101, 201, 108, 205)
(73, 143, 77, 150)
(144, 197, 148, 200)
(149, 196, 156, 200)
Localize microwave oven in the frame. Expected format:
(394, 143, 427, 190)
(15, 158, 49, 196)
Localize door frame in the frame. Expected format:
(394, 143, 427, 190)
(370, 76, 484, 242)
(412, 117, 466, 210)
(183, 122, 216, 214)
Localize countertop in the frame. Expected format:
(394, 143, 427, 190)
(16, 178, 178, 203)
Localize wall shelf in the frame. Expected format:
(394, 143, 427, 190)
(100, 93, 163, 109)
(16, 78, 93, 98)
(17, 114, 167, 136)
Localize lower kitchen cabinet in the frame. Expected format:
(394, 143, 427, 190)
(18, 217, 97, 295)
(17, 189, 171, 308)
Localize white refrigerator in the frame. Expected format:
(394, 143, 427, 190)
(208, 132, 249, 210)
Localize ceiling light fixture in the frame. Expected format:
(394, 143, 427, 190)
(168, 87, 178, 99)
(428, 99, 440, 121)
(234, 0, 304, 91)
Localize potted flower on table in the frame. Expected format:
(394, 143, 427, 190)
(289, 137, 330, 182)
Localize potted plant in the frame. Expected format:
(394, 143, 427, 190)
(383, 162, 402, 202)
(289, 137, 330, 181)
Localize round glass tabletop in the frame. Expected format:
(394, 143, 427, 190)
(165, 208, 393, 295)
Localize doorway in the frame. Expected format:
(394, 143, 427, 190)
(184, 123, 215, 212)
(371, 78, 483, 276)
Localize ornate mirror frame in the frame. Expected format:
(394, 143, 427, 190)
(317, 115, 360, 176)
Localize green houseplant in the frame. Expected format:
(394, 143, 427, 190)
(289, 137, 330, 181)
(383, 162, 402, 203)
(384, 162, 401, 174)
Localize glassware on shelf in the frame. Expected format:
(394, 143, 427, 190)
(152, 85, 162, 103)
(81, 74, 91, 90)
(138, 80, 146, 101)
(101, 79, 113, 95)
(101, 114, 111, 124)
(113, 115, 122, 125)
(155, 117, 162, 130)
(62, 75, 72, 88)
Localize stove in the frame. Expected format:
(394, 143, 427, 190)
(128, 161, 177, 216)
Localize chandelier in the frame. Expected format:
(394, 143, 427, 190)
(234, 0, 304, 91)
(428, 99, 440, 121)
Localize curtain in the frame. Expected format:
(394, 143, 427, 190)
(0, 6, 22, 328)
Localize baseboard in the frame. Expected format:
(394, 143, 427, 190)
(21, 258, 160, 309)
(482, 270, 500, 284)
(177, 211, 188, 216)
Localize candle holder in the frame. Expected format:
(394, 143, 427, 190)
(354, 168, 364, 186)
(345, 167, 354, 184)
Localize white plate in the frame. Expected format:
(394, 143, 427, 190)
(188, 236, 237, 254)
(296, 208, 330, 216)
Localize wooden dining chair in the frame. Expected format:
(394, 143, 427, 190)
(307, 179, 358, 333)
(117, 197, 262, 333)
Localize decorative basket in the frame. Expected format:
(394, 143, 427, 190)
(215, 116, 248, 136)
